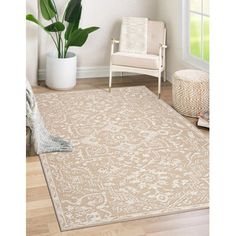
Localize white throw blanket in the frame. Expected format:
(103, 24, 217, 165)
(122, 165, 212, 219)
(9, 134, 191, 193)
(119, 17, 148, 54)
(26, 80, 72, 154)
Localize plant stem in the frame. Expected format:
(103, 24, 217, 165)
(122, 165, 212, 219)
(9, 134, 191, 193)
(61, 3, 69, 58)
(64, 45, 69, 58)
(64, 39, 67, 57)
(62, 7, 66, 24)
(57, 33, 61, 58)
(48, 32, 60, 55)
(51, 0, 62, 57)
(51, 0, 59, 22)
(58, 32, 63, 58)
(60, 33, 64, 57)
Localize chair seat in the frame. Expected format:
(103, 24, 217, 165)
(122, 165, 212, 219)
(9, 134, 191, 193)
(111, 52, 160, 70)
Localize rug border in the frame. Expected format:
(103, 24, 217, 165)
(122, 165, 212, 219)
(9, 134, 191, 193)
(38, 156, 65, 232)
(38, 86, 209, 232)
(60, 206, 209, 232)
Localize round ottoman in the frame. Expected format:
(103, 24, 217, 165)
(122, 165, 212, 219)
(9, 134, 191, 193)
(172, 69, 209, 117)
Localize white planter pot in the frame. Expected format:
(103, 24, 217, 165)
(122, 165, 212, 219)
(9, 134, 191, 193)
(46, 52, 77, 90)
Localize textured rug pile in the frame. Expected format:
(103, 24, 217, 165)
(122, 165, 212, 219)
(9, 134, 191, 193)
(36, 86, 209, 231)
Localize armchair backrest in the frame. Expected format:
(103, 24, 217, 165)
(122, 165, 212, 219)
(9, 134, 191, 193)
(147, 21, 166, 55)
(119, 17, 148, 54)
(119, 17, 166, 56)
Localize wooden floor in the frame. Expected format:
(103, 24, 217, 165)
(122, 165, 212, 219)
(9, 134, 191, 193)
(27, 75, 209, 236)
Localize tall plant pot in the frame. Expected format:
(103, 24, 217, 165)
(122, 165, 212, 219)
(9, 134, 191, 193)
(46, 52, 77, 90)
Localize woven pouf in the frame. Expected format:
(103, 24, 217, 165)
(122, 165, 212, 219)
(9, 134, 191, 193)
(172, 69, 209, 118)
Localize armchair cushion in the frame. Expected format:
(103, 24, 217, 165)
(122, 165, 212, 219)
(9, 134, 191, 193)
(111, 52, 161, 70)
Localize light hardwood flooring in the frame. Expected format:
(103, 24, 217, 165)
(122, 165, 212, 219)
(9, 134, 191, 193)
(27, 75, 209, 236)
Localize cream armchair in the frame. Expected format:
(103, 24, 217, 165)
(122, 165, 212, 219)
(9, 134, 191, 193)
(109, 18, 167, 98)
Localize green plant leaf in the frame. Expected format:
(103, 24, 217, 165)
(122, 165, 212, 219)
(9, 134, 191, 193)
(65, 22, 78, 40)
(66, 29, 88, 47)
(40, 0, 57, 20)
(65, 0, 82, 23)
(82, 26, 100, 34)
(44, 22, 65, 32)
(26, 14, 44, 28)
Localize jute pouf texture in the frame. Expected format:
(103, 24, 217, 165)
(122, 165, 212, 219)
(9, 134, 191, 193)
(172, 69, 209, 117)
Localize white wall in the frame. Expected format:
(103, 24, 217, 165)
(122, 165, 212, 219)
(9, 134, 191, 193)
(38, 0, 158, 78)
(156, 0, 197, 81)
(26, 0, 38, 85)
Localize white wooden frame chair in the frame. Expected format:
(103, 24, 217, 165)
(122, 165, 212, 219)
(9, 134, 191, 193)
(109, 19, 167, 98)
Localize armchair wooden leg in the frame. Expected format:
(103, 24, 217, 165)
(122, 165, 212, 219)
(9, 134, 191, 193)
(163, 70, 167, 82)
(158, 71, 162, 98)
(109, 68, 112, 92)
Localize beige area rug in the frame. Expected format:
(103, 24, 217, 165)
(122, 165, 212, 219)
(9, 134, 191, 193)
(36, 86, 209, 231)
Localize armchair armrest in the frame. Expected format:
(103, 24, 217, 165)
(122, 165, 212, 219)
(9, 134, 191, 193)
(159, 43, 167, 68)
(111, 38, 120, 54)
(160, 43, 167, 49)
(112, 38, 120, 44)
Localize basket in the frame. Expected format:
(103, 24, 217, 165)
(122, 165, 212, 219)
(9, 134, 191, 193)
(172, 69, 209, 118)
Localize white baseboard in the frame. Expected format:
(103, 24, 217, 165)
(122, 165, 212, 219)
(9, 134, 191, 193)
(38, 66, 173, 84)
(38, 66, 136, 80)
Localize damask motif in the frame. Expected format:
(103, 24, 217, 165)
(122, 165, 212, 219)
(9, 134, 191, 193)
(37, 86, 209, 231)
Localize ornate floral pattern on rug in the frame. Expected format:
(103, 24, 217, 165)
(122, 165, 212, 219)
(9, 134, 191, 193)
(36, 86, 209, 231)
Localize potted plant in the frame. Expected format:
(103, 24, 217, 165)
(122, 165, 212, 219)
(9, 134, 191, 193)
(26, 0, 99, 90)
